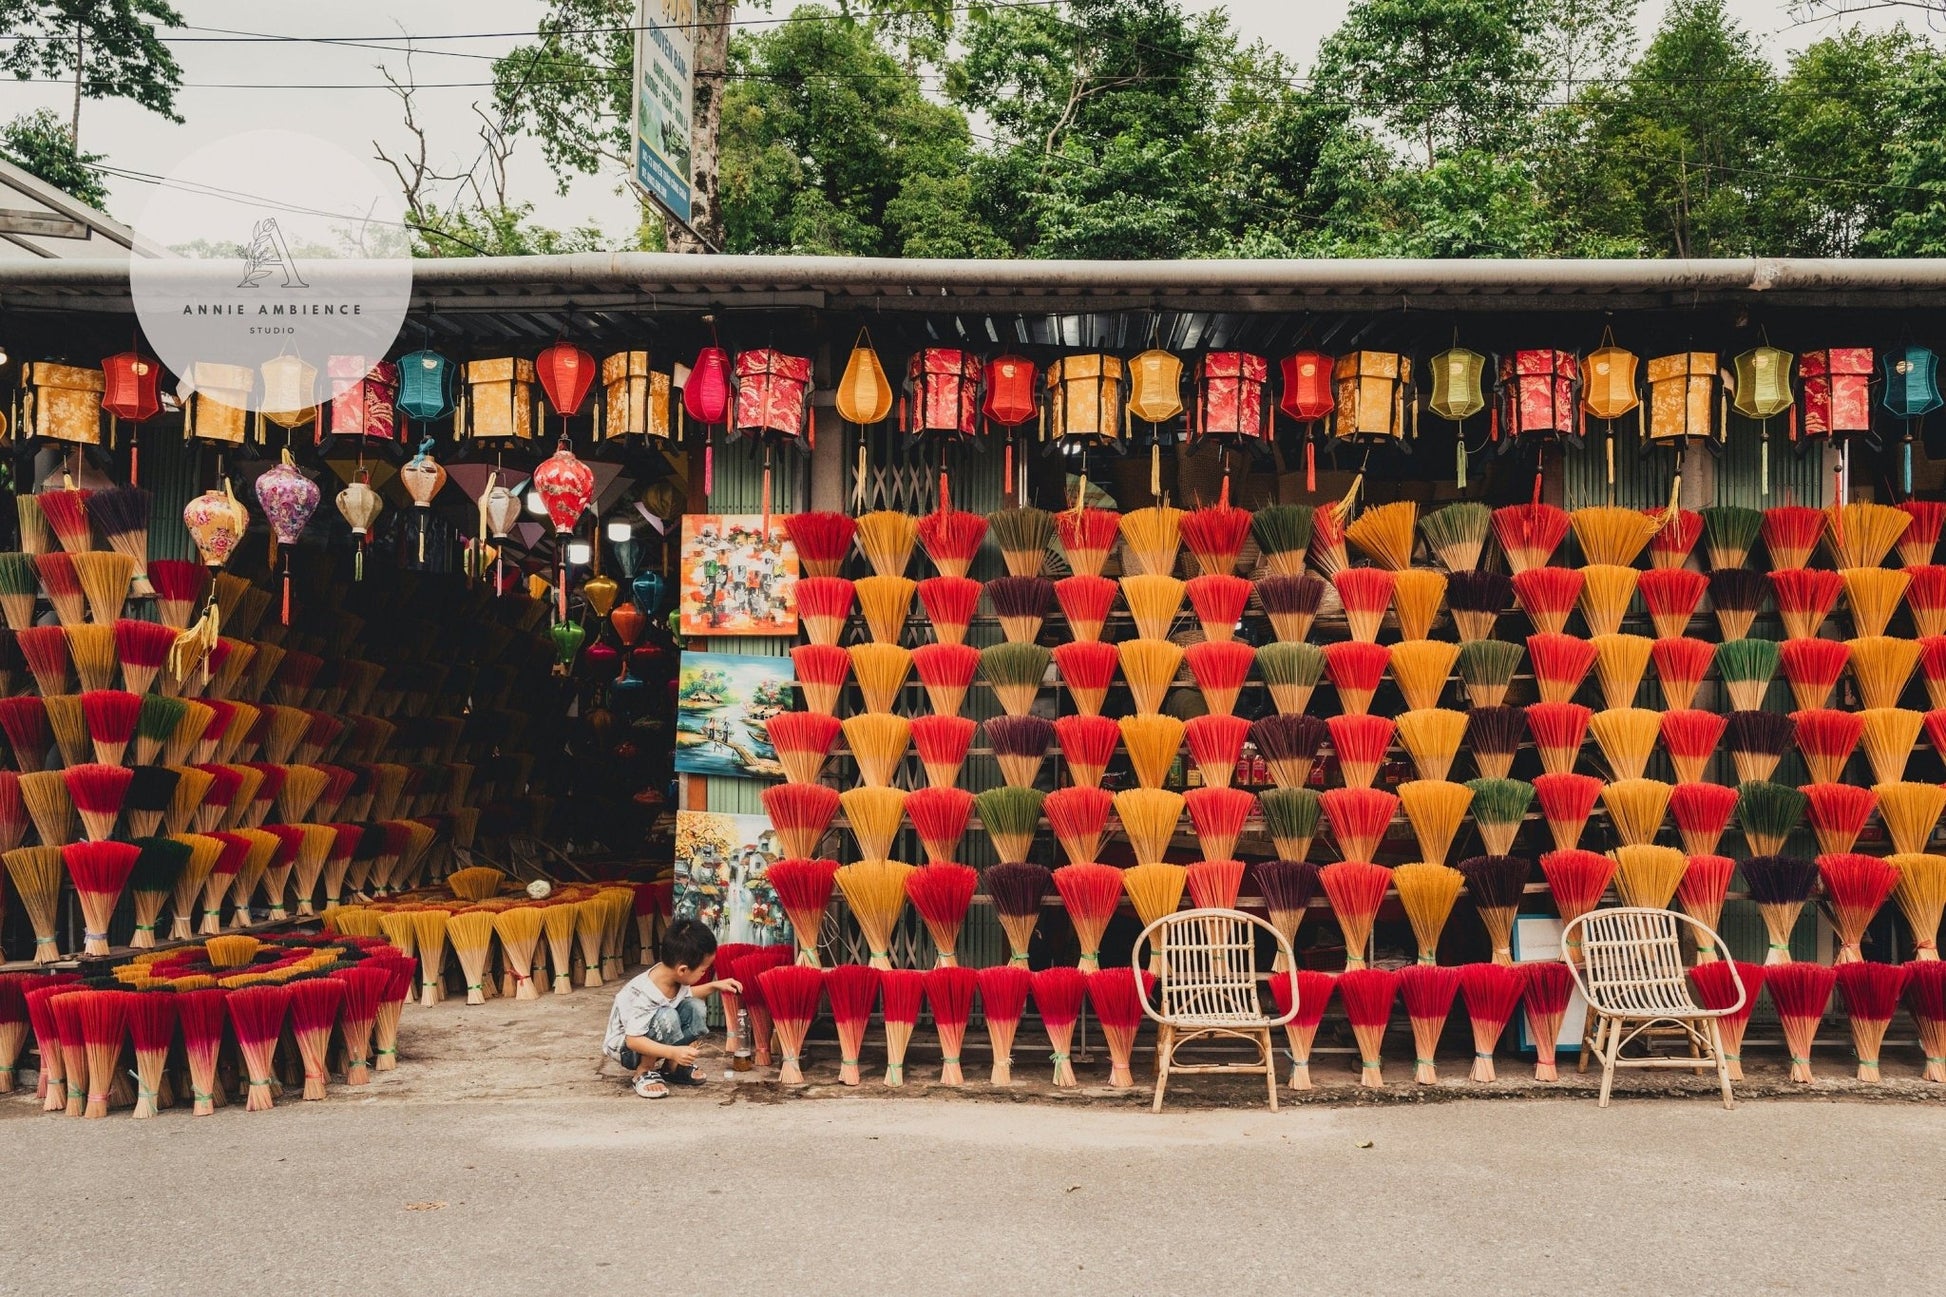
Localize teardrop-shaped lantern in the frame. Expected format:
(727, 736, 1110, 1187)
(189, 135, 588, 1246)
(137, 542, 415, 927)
(837, 333, 894, 425)
(551, 620, 586, 672)
(611, 602, 646, 647)
(632, 571, 666, 615)
(537, 342, 597, 417)
(582, 573, 620, 619)
(400, 438, 448, 509)
(336, 472, 383, 537)
(182, 482, 251, 571)
(254, 449, 320, 546)
(683, 346, 731, 425)
(483, 483, 522, 539)
(531, 442, 596, 536)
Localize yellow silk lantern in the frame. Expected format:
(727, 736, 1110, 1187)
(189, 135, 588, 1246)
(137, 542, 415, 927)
(1331, 352, 1414, 443)
(835, 332, 894, 425)
(256, 354, 319, 440)
(598, 351, 672, 443)
(1045, 354, 1126, 446)
(182, 362, 256, 446)
(1428, 347, 1486, 489)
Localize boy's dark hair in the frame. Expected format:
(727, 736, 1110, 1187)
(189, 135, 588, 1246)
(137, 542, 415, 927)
(661, 918, 718, 971)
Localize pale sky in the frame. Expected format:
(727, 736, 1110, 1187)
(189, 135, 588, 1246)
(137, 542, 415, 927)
(0, 1, 1917, 242)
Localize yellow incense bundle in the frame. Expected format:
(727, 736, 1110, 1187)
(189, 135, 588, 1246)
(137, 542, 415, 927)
(1118, 638, 1183, 715)
(1391, 569, 1447, 641)
(72, 551, 135, 625)
(1118, 505, 1184, 576)
(834, 859, 914, 969)
(1114, 787, 1184, 866)
(1876, 782, 1946, 857)
(847, 642, 913, 714)
(1119, 714, 1185, 790)
(1572, 505, 1662, 567)
(841, 785, 908, 861)
(1589, 707, 1662, 782)
(1600, 778, 1672, 847)
(1860, 707, 1924, 784)
(1843, 566, 1909, 639)
(1847, 636, 1920, 710)
(1388, 639, 1459, 713)
(1396, 708, 1468, 783)
(65, 625, 116, 694)
(1825, 501, 1910, 569)
(1578, 564, 1639, 638)
(1397, 780, 1473, 866)
(1120, 574, 1185, 641)
(1345, 500, 1418, 570)
(1611, 843, 1687, 909)
(1393, 861, 1464, 963)
(855, 510, 918, 578)
(841, 712, 911, 787)
(853, 575, 916, 645)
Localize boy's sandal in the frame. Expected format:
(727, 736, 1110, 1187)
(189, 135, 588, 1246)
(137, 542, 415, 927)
(633, 1072, 668, 1099)
(665, 1064, 706, 1087)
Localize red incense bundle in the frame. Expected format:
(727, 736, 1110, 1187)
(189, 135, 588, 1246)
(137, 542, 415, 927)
(1309, 506, 1349, 577)
(1518, 961, 1576, 1080)
(1763, 505, 1825, 570)
(1458, 962, 1521, 1082)
(370, 956, 414, 1072)
(1804, 782, 1876, 856)
(1492, 502, 1571, 574)
(124, 990, 176, 1117)
(1184, 639, 1254, 717)
(1181, 498, 1253, 577)
(1054, 714, 1119, 790)
(1897, 500, 1946, 566)
(1033, 965, 1087, 1086)
(731, 948, 791, 1069)
(791, 644, 851, 716)
(1533, 772, 1603, 851)
(1085, 965, 1153, 1088)
(1836, 961, 1908, 1081)
(1527, 633, 1597, 705)
(710, 942, 760, 1053)
(79, 689, 139, 767)
(1648, 636, 1712, 710)
(34, 553, 83, 628)
(1924, 638, 1946, 709)
(146, 559, 205, 631)
(0, 976, 28, 1093)
(1512, 567, 1584, 636)
(64, 840, 138, 954)
(1540, 849, 1614, 961)
(1638, 567, 1706, 639)
(1793, 708, 1863, 784)
(1185, 574, 1251, 643)
(1323, 640, 1389, 716)
(1686, 961, 1759, 1079)
(1055, 863, 1124, 972)
(23, 983, 70, 1110)
(1677, 854, 1737, 958)
(1052, 640, 1117, 717)
(1322, 860, 1391, 971)
(1053, 574, 1117, 643)
(1333, 567, 1395, 643)
(762, 782, 840, 860)
(74, 988, 127, 1119)
(1338, 966, 1397, 1088)
(824, 964, 880, 1086)
(1648, 507, 1702, 568)
(1524, 702, 1591, 777)
(978, 965, 1033, 1084)
(1397, 963, 1461, 1084)
(1905, 962, 1946, 1082)
(1769, 568, 1844, 640)
(1044, 786, 1112, 866)
(1252, 713, 1328, 789)
(336, 965, 387, 1085)
(916, 576, 981, 647)
(36, 487, 92, 553)
(906, 862, 978, 967)
(1779, 637, 1849, 711)
(1327, 713, 1395, 790)
(768, 711, 842, 786)
(18, 626, 70, 696)
(1185, 713, 1249, 788)
(288, 976, 345, 1101)
(1767, 961, 1837, 1082)
(1264, 968, 1331, 1089)
(1186, 858, 1246, 909)
(915, 505, 987, 579)
(759, 965, 823, 1083)
(1055, 507, 1121, 579)
(49, 989, 89, 1115)
(1185, 787, 1254, 861)
(1321, 786, 1396, 864)
(782, 511, 855, 579)
(1659, 709, 1725, 785)
(796, 577, 854, 647)
(1670, 782, 1740, 856)
(906, 786, 974, 864)
(767, 858, 839, 966)
(1821, 852, 1899, 965)
(879, 967, 925, 1086)
(0, 697, 48, 773)
(226, 983, 291, 1111)
(911, 643, 978, 717)
(1908, 566, 1946, 639)
(113, 619, 177, 697)
(925, 964, 979, 1085)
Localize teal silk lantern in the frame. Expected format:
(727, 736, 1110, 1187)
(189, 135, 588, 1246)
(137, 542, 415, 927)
(397, 349, 456, 424)
(632, 570, 665, 615)
(1883, 346, 1942, 491)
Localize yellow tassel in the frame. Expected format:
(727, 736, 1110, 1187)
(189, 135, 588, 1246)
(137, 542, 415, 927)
(169, 602, 221, 685)
(1333, 472, 1363, 524)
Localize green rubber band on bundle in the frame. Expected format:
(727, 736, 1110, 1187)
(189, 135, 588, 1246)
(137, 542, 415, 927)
(467, 983, 482, 991)
(1723, 1052, 1740, 1061)
(1415, 1057, 1434, 1066)
(1360, 1060, 1380, 1070)
(1050, 1052, 1068, 1062)
(135, 923, 154, 933)
(869, 950, 889, 961)
(841, 1058, 859, 1067)
(192, 1089, 212, 1102)
(1928, 1056, 1946, 1065)
(1790, 1056, 1809, 1065)
(1475, 1051, 1493, 1059)
(67, 1083, 83, 1098)
(1857, 1058, 1878, 1067)
(375, 1046, 397, 1056)
(138, 1087, 158, 1101)
(884, 1064, 903, 1081)
(1768, 942, 1790, 951)
(942, 1056, 960, 1065)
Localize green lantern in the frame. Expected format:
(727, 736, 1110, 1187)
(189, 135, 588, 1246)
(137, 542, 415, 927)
(1428, 347, 1486, 489)
(551, 620, 586, 674)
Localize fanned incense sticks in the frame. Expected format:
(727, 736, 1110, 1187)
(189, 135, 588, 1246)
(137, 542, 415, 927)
(1323, 861, 1391, 972)
(1251, 504, 1315, 576)
(1346, 501, 1418, 571)
(842, 713, 910, 788)
(1459, 854, 1529, 964)
(1768, 961, 1837, 1082)
(1184, 712, 1249, 788)
(1398, 963, 1462, 1083)
(1052, 640, 1117, 716)
(1123, 864, 1188, 968)
(1421, 502, 1492, 573)
(1651, 635, 1714, 710)
(1114, 787, 1183, 866)
(1908, 962, 1946, 1080)
(1032, 964, 1086, 1086)
(769, 711, 841, 785)
(915, 506, 987, 579)
(1639, 567, 1707, 639)
(1053, 574, 1117, 643)
(759, 965, 822, 1083)
(907, 786, 973, 864)
(1327, 713, 1394, 790)
(1446, 570, 1512, 642)
(991, 507, 1055, 577)
(1119, 505, 1183, 577)
(1741, 854, 1819, 962)
(912, 643, 978, 717)
(1181, 498, 1252, 577)
(1909, 566, 1946, 639)
(989, 863, 1052, 967)
(1826, 500, 1910, 570)
(1726, 710, 1796, 784)
(1700, 504, 1763, 570)
(1186, 857, 1246, 909)
(1322, 785, 1396, 863)
(1253, 713, 1328, 789)
(792, 644, 850, 717)
(1572, 504, 1662, 567)
(1392, 569, 1448, 641)
(1793, 708, 1863, 784)
(1257, 641, 1324, 714)
(1396, 708, 1468, 783)
(1256, 860, 1319, 970)
(1738, 780, 1807, 856)
(849, 642, 913, 715)
(1055, 507, 1120, 578)
(841, 786, 908, 862)
(1460, 962, 1522, 1080)
(984, 642, 1052, 716)
(1269, 967, 1334, 1090)
(1648, 507, 1702, 569)
(906, 863, 978, 967)
(984, 714, 1054, 789)
(1860, 707, 1924, 783)
(1492, 502, 1571, 574)
(1716, 637, 1781, 712)
(1056, 863, 1125, 972)
(1527, 633, 1597, 705)
(855, 510, 917, 578)
(1687, 961, 1761, 1080)
(835, 859, 915, 970)
(1779, 636, 1849, 712)
(1671, 781, 1740, 856)
(1660, 709, 1726, 784)
(1763, 505, 1825, 570)
(877, 967, 924, 1085)
(1395, 862, 1464, 963)
(1389, 639, 1459, 713)
(1897, 499, 1946, 566)
(1120, 713, 1184, 789)
(1087, 966, 1153, 1089)
(1467, 778, 1533, 857)
(1707, 569, 1765, 641)
(1185, 573, 1250, 642)
(1611, 843, 1687, 910)
(1600, 778, 1672, 847)
(1821, 853, 1898, 964)
(1337, 966, 1397, 1088)
(989, 575, 1055, 643)
(763, 782, 840, 860)
(783, 512, 856, 579)
(1184, 639, 1254, 715)
(1835, 961, 1907, 1081)
(1043, 785, 1113, 866)
(1877, 781, 1946, 856)
(1458, 705, 1518, 781)
(1769, 567, 1844, 640)
(1805, 781, 1877, 856)
(1578, 564, 1638, 638)
(1184, 786, 1254, 860)
(1053, 714, 1118, 790)
(1849, 635, 1920, 710)
(1256, 573, 1326, 643)
(1591, 633, 1653, 711)
(796, 577, 854, 647)
(1524, 701, 1590, 776)
(1534, 772, 1603, 852)
(1119, 638, 1183, 716)
(1519, 961, 1576, 1080)
(1333, 567, 1395, 643)
(1675, 853, 1737, 959)
(1324, 639, 1390, 715)
(1541, 849, 1614, 960)
(1261, 787, 1322, 862)
(975, 786, 1043, 864)
(1843, 566, 1909, 638)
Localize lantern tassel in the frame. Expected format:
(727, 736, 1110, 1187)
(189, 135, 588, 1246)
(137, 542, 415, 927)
(1761, 428, 1770, 498)
(762, 446, 774, 533)
(355, 540, 364, 582)
(1004, 437, 1014, 503)
(282, 555, 292, 626)
(558, 557, 568, 621)
(1456, 433, 1467, 491)
(1150, 441, 1161, 501)
(129, 431, 139, 486)
(704, 436, 714, 501)
(1305, 437, 1316, 493)
(1605, 429, 1615, 504)
(1905, 430, 1915, 494)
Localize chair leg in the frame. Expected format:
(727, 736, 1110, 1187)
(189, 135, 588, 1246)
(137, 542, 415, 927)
(1710, 1019, 1734, 1111)
(1597, 1016, 1618, 1108)
(1260, 1029, 1278, 1113)
(1151, 1024, 1173, 1114)
(1577, 1018, 1593, 1074)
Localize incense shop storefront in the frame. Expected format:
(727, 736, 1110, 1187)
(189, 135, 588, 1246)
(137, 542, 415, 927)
(4, 255, 1946, 1096)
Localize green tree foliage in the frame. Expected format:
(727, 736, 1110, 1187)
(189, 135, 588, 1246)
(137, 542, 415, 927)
(0, 107, 110, 208)
(0, 0, 183, 141)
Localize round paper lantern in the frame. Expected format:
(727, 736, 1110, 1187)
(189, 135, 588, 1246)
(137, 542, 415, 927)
(537, 342, 597, 418)
(837, 334, 894, 425)
(336, 473, 383, 538)
(531, 442, 595, 536)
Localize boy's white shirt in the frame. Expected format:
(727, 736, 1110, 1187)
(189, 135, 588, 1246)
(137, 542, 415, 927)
(604, 966, 694, 1059)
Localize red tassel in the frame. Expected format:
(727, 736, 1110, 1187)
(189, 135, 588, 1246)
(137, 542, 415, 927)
(129, 437, 139, 486)
(704, 440, 714, 499)
(558, 561, 568, 621)
(1004, 439, 1014, 501)
(939, 470, 950, 515)
(807, 405, 816, 451)
(1305, 439, 1316, 493)
(281, 566, 292, 627)
(762, 459, 773, 533)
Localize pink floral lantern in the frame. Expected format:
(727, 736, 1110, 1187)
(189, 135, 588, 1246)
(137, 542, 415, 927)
(254, 448, 321, 624)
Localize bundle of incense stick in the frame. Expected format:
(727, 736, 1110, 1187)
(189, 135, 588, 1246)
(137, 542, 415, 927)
(1086, 966, 1154, 1089)
(1252, 713, 1328, 789)
(1639, 567, 1706, 639)
(1055, 507, 1120, 578)
(1769, 567, 1844, 640)
(1043, 785, 1113, 866)
(1805, 782, 1876, 856)
(1119, 638, 1184, 716)
(1053, 574, 1117, 643)
(1650, 635, 1714, 710)
(792, 644, 851, 716)
(1339, 966, 1398, 1088)
(1600, 778, 1672, 848)
(1184, 712, 1249, 788)
(1906, 962, 1946, 1080)
(1523, 701, 1590, 777)
(1820, 853, 1898, 964)
(1261, 787, 1322, 862)
(1861, 706, 1925, 783)
(1181, 495, 1252, 577)
(1492, 502, 1572, 573)
(1346, 500, 1419, 571)
(1257, 641, 1325, 714)
(1527, 633, 1597, 705)
(985, 714, 1054, 789)
(1660, 709, 1726, 784)
(1793, 708, 1862, 785)
(989, 575, 1055, 643)
(1779, 636, 1849, 711)
(1396, 708, 1468, 783)
(768, 859, 838, 966)
(990, 507, 1055, 577)
(1120, 713, 1185, 789)
(769, 711, 842, 785)
(983, 641, 1055, 717)
(1389, 639, 1459, 713)
(1114, 787, 1184, 867)
(855, 510, 918, 578)
(912, 642, 978, 717)
(1053, 713, 1119, 790)
(1184, 786, 1254, 861)
(1256, 859, 1318, 969)
(1577, 564, 1638, 638)
(1184, 639, 1255, 715)
(1051, 640, 1116, 716)
(1849, 635, 1921, 710)
(1459, 962, 1522, 1081)
(1123, 863, 1187, 971)
(1572, 504, 1662, 568)
(1769, 961, 1837, 1082)
(1828, 500, 1912, 569)
(1398, 963, 1461, 1082)
(1843, 565, 1910, 638)
(1591, 633, 1653, 710)
(1877, 781, 1946, 856)
(1394, 862, 1464, 963)
(1185, 573, 1251, 642)
(1324, 861, 1392, 972)
(910, 714, 975, 790)
(1540, 848, 1613, 961)
(1324, 639, 1390, 715)
(1738, 779, 1808, 856)
(1393, 569, 1448, 641)
(1459, 854, 1530, 963)
(906, 863, 977, 967)
(1327, 713, 1395, 790)
(1056, 863, 1125, 972)
(1267, 967, 1334, 1090)
(1698, 504, 1761, 570)
(907, 785, 974, 864)
(1446, 570, 1512, 642)
(1333, 567, 1395, 643)
(796, 577, 854, 647)
(1256, 574, 1326, 642)
(783, 512, 856, 579)
(915, 503, 987, 579)
(1532, 771, 1601, 851)
(1669, 780, 1738, 856)
(1725, 710, 1796, 783)
(1251, 504, 1315, 577)
(1647, 507, 1702, 568)
(1119, 504, 1184, 577)
(1707, 569, 1766, 641)
(1466, 777, 1533, 857)
(876, 967, 924, 1086)
(1590, 707, 1662, 781)
(1421, 501, 1491, 573)
(1908, 565, 1946, 638)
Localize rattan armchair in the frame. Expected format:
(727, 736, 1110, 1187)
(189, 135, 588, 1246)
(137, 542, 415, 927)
(1560, 907, 1747, 1109)
(1134, 908, 1298, 1113)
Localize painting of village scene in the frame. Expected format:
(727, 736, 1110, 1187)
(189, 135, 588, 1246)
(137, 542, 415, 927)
(674, 651, 792, 778)
(678, 513, 799, 637)
(673, 810, 789, 947)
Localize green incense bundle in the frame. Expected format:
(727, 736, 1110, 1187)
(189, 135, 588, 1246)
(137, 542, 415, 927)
(1257, 641, 1325, 715)
(974, 786, 1045, 865)
(1715, 637, 1781, 712)
(1419, 502, 1492, 574)
(1251, 505, 1316, 577)
(134, 694, 188, 765)
(1699, 505, 1764, 571)
(980, 642, 1051, 717)
(0, 553, 36, 632)
(1260, 786, 1323, 863)
(1455, 638, 1524, 709)
(989, 507, 1055, 578)
(1737, 779, 1807, 856)
(1466, 777, 1534, 857)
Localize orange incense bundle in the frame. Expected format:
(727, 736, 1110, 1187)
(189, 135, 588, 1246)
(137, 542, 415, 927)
(1768, 962, 1837, 1083)
(1459, 961, 1522, 1082)
(1181, 497, 1252, 577)
(917, 576, 981, 647)
(1053, 574, 1117, 643)
(1120, 713, 1184, 792)
(769, 711, 841, 785)
(1660, 709, 1726, 785)
(1527, 633, 1597, 704)
(1708, 569, 1766, 641)
(1322, 786, 1396, 864)
(1517, 961, 1576, 1081)
(1726, 710, 1795, 783)
(1256, 574, 1326, 643)
(1184, 640, 1254, 716)
(1251, 714, 1328, 789)
(1267, 967, 1334, 1090)
(849, 642, 913, 713)
(1677, 853, 1737, 953)
(1835, 961, 1907, 1082)
(762, 782, 840, 860)
(1390, 639, 1459, 712)
(1523, 702, 1590, 776)
(1055, 863, 1123, 972)
(1578, 564, 1639, 638)
(1638, 567, 1706, 639)
(1184, 786, 1254, 861)
(1185, 713, 1249, 788)
(1769, 568, 1844, 640)
(1850, 636, 1920, 710)
(768, 858, 839, 965)
(1086, 966, 1154, 1088)
(989, 576, 1054, 643)
(1055, 507, 1120, 578)
(1512, 566, 1583, 635)
(1670, 781, 1739, 855)
(1398, 964, 1461, 1084)
(1397, 707, 1469, 781)
(791, 644, 850, 716)
(915, 505, 987, 579)
(906, 863, 977, 967)
(910, 714, 974, 789)
(907, 786, 974, 864)
(1591, 633, 1652, 710)
(1804, 782, 1877, 856)
(1897, 500, 1946, 566)
(1793, 708, 1863, 784)
(1907, 566, 1946, 638)
(1491, 502, 1571, 574)
(1779, 637, 1849, 711)
(1534, 772, 1603, 851)
(1333, 568, 1394, 643)
(796, 577, 854, 647)
(1186, 857, 1245, 909)
(782, 512, 856, 579)
(1821, 853, 1898, 964)
(1327, 713, 1394, 790)
(1033, 965, 1087, 1086)
(1054, 714, 1119, 790)
(758, 965, 823, 1083)
(1338, 966, 1397, 1087)
(1185, 574, 1251, 643)
(1648, 507, 1702, 569)
(911, 643, 978, 717)
(1763, 505, 1825, 570)
(1324, 640, 1390, 716)
(1540, 849, 1613, 961)
(1052, 640, 1117, 716)
(986, 714, 1054, 788)
(1044, 786, 1113, 866)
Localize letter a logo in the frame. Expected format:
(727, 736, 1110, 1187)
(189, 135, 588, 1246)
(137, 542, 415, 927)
(237, 217, 310, 289)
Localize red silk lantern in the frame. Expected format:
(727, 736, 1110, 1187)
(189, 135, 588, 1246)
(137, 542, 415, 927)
(982, 355, 1038, 427)
(1800, 348, 1874, 441)
(101, 351, 163, 483)
(905, 348, 982, 441)
(683, 346, 731, 425)
(537, 342, 597, 418)
(732, 349, 814, 443)
(1193, 352, 1271, 444)
(532, 441, 596, 536)
(1495, 350, 1581, 444)
(1278, 351, 1335, 491)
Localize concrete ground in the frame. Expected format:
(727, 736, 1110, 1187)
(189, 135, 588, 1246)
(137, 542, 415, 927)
(5, 986, 1945, 1296)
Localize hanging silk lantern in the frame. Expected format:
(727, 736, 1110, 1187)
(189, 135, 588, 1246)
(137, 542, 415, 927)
(400, 437, 447, 568)
(1643, 352, 1724, 512)
(1427, 348, 1487, 489)
(550, 620, 586, 675)
(1583, 341, 1641, 422)
(537, 341, 597, 420)
(1495, 350, 1580, 443)
(456, 358, 537, 440)
(18, 362, 105, 447)
(1728, 346, 1794, 498)
(1046, 354, 1126, 446)
(256, 354, 320, 442)
(1124, 349, 1184, 501)
(1802, 347, 1877, 505)
(100, 351, 162, 482)
(582, 572, 620, 619)
(180, 362, 254, 446)
(336, 468, 383, 581)
(683, 343, 732, 503)
(632, 570, 666, 615)
(904, 349, 982, 441)
(733, 349, 814, 525)
(1192, 352, 1269, 443)
(1278, 351, 1335, 491)
(611, 602, 647, 647)
(1331, 352, 1414, 444)
(836, 332, 895, 425)
(397, 348, 456, 423)
(982, 353, 1038, 499)
(1883, 347, 1942, 492)
(598, 351, 672, 443)
(183, 481, 250, 571)
(532, 442, 596, 535)
(253, 448, 321, 625)
(326, 356, 399, 445)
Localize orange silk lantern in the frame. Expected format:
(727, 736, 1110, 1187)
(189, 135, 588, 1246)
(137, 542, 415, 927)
(536, 342, 597, 420)
(982, 354, 1038, 499)
(1279, 351, 1335, 491)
